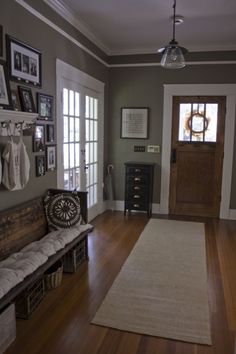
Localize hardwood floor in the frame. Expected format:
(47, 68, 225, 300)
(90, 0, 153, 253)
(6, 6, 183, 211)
(5, 212, 236, 354)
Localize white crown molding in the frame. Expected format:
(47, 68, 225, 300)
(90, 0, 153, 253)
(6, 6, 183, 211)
(43, 0, 111, 55)
(14, 0, 109, 67)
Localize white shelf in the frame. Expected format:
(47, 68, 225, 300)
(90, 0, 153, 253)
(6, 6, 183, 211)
(0, 109, 38, 124)
(0, 110, 39, 136)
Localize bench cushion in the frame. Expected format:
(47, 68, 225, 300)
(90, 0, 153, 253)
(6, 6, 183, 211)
(0, 224, 92, 300)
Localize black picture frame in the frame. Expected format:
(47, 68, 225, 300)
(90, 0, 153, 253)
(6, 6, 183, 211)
(18, 85, 35, 112)
(33, 124, 45, 152)
(120, 107, 149, 139)
(0, 59, 13, 110)
(36, 155, 46, 177)
(11, 89, 21, 111)
(46, 145, 56, 171)
(6, 35, 42, 86)
(37, 93, 53, 120)
(46, 124, 55, 143)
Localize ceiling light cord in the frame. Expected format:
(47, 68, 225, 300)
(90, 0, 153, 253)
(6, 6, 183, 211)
(172, 0, 176, 42)
(159, 0, 188, 69)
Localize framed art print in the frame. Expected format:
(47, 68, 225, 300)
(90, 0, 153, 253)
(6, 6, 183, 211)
(6, 35, 42, 86)
(33, 124, 45, 152)
(37, 93, 53, 120)
(121, 107, 149, 139)
(36, 155, 46, 176)
(47, 145, 56, 171)
(0, 59, 12, 109)
(46, 124, 55, 143)
(11, 89, 21, 111)
(18, 86, 36, 112)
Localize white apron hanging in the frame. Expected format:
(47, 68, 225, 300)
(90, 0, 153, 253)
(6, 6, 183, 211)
(2, 136, 30, 191)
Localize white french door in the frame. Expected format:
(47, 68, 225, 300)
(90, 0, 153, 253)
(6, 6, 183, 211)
(57, 60, 104, 221)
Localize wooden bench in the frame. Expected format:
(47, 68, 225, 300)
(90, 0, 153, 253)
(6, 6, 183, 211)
(0, 188, 91, 313)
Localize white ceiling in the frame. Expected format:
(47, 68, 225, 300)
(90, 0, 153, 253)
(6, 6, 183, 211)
(44, 0, 236, 55)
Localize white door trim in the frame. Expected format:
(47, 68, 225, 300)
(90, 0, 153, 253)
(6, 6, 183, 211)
(160, 84, 236, 219)
(56, 59, 105, 221)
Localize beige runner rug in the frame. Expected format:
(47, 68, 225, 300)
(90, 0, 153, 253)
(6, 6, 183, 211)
(92, 219, 212, 345)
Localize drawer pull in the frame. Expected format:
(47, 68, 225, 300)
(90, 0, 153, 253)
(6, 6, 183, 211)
(135, 168, 141, 173)
(134, 177, 141, 182)
(134, 195, 140, 199)
(133, 204, 140, 208)
(134, 186, 140, 190)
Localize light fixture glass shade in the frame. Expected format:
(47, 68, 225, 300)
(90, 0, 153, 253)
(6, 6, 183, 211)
(161, 44, 186, 69)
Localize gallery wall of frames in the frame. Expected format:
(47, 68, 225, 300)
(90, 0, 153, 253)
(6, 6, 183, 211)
(0, 24, 56, 177)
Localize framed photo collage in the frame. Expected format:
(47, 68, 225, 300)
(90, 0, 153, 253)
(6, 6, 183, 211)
(0, 27, 56, 176)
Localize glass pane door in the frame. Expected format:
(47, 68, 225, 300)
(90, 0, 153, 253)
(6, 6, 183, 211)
(62, 88, 81, 190)
(85, 94, 98, 208)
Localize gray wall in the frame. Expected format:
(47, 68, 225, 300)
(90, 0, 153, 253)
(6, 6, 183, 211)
(108, 64, 236, 207)
(0, 0, 109, 211)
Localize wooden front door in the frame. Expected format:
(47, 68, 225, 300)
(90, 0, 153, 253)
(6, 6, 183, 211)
(169, 96, 226, 217)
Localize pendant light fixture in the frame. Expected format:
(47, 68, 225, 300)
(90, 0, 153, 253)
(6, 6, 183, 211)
(159, 0, 187, 69)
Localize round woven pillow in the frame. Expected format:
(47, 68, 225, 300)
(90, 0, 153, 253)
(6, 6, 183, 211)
(44, 193, 82, 230)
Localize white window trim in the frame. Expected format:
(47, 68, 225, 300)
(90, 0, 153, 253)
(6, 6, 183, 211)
(160, 84, 236, 219)
(56, 59, 105, 219)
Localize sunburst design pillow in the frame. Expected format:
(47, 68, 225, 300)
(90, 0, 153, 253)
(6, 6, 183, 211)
(44, 192, 82, 231)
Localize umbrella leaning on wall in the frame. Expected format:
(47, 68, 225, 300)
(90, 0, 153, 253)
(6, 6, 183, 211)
(104, 164, 115, 211)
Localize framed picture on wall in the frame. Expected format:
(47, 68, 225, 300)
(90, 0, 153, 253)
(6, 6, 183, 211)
(46, 145, 56, 171)
(121, 107, 149, 139)
(33, 124, 45, 152)
(6, 35, 42, 86)
(36, 155, 46, 176)
(18, 86, 36, 112)
(11, 89, 21, 111)
(0, 59, 13, 109)
(37, 93, 53, 120)
(46, 124, 55, 143)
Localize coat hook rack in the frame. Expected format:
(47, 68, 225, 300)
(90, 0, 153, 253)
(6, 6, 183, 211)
(0, 110, 38, 136)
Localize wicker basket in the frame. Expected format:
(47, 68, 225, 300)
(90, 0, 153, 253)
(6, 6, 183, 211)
(63, 238, 87, 273)
(44, 260, 63, 290)
(15, 277, 44, 319)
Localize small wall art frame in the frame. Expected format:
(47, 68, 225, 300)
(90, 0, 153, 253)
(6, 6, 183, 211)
(36, 155, 46, 176)
(37, 93, 53, 120)
(33, 124, 45, 152)
(46, 145, 56, 171)
(46, 124, 55, 144)
(18, 86, 36, 112)
(0, 59, 12, 109)
(6, 35, 42, 86)
(121, 107, 149, 139)
(11, 89, 21, 111)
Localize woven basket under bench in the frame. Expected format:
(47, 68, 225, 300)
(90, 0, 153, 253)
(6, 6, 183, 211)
(63, 237, 88, 273)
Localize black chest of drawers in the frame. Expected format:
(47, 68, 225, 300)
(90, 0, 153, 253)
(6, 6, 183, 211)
(124, 162, 154, 217)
